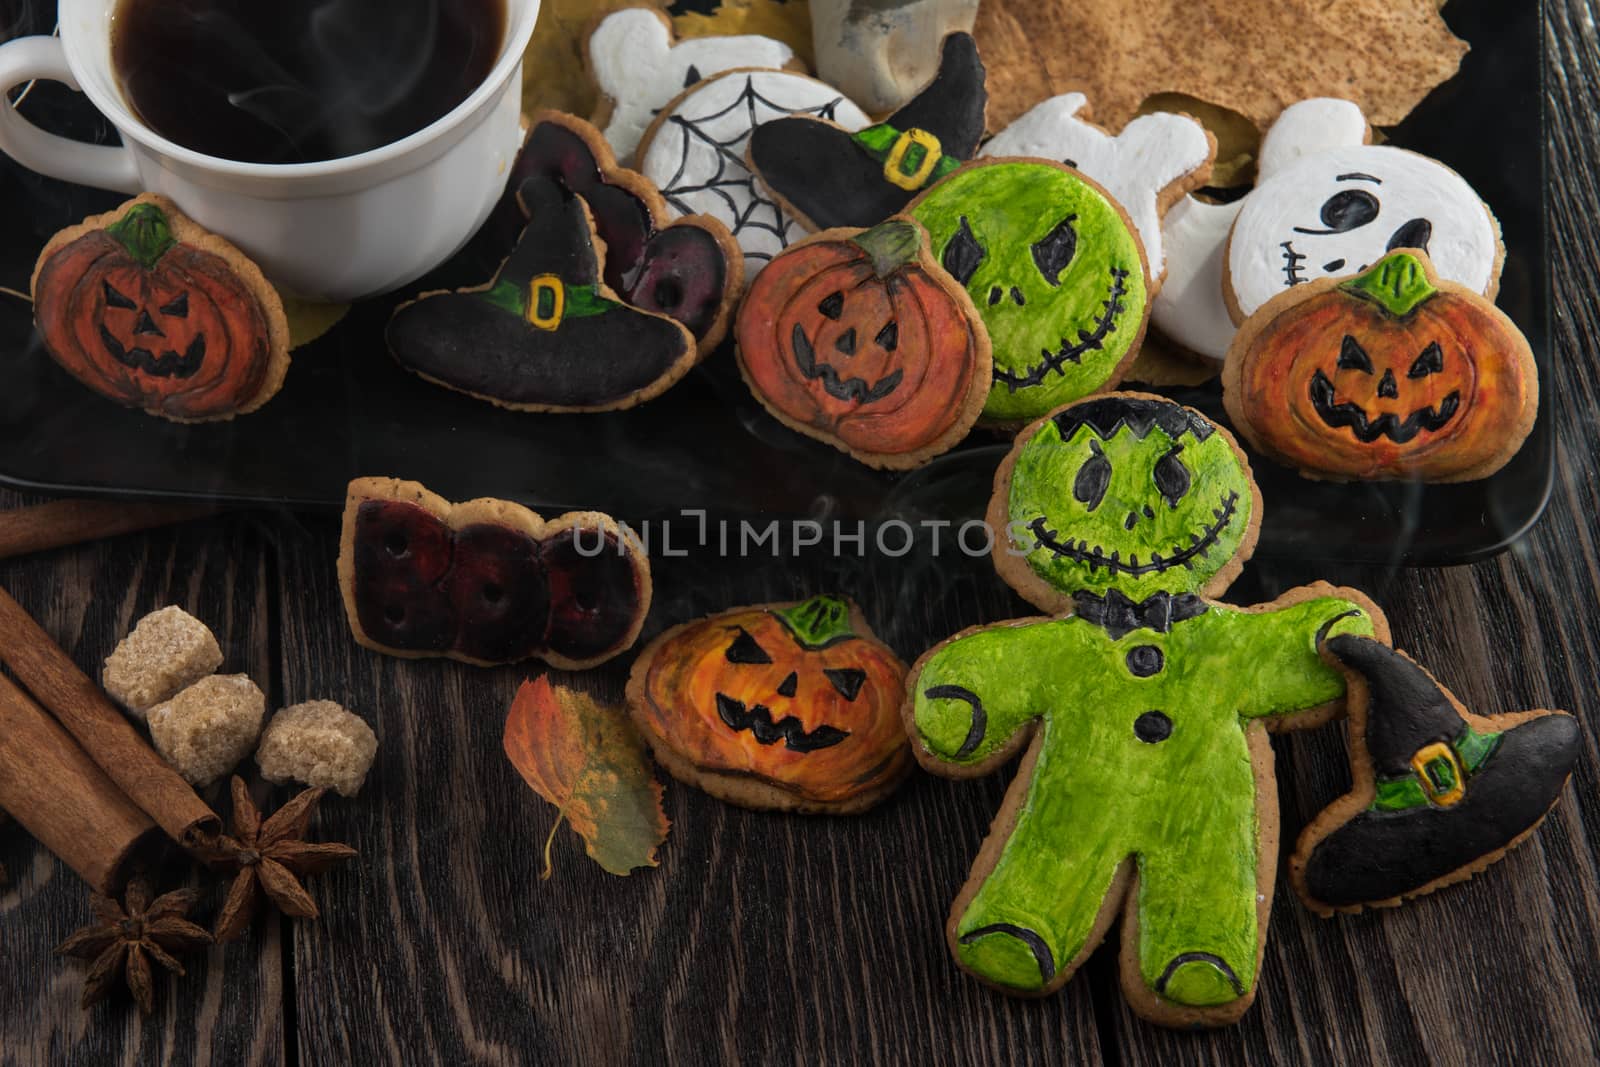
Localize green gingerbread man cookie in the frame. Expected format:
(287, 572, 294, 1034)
(907, 159, 1151, 424)
(906, 392, 1390, 1027)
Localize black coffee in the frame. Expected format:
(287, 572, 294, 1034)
(111, 0, 506, 165)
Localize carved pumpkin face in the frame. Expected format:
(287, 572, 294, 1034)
(1225, 252, 1537, 482)
(737, 219, 986, 467)
(630, 596, 910, 809)
(32, 201, 279, 421)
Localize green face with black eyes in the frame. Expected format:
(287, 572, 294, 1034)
(910, 161, 1150, 423)
(1006, 396, 1255, 600)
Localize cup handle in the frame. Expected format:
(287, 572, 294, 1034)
(0, 36, 141, 194)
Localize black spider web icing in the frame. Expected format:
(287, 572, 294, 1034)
(656, 75, 847, 265)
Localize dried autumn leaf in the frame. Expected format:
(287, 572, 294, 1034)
(503, 677, 669, 878)
(974, 0, 1467, 134)
(674, 0, 815, 70)
(520, 0, 646, 123)
(277, 293, 349, 350)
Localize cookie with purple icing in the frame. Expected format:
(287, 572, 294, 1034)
(337, 477, 652, 669)
(387, 176, 697, 412)
(1292, 635, 1579, 914)
(748, 32, 987, 232)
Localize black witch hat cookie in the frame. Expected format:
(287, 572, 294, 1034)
(1292, 635, 1581, 914)
(387, 176, 696, 413)
(748, 32, 987, 232)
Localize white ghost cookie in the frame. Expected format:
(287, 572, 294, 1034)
(980, 93, 1215, 285)
(588, 6, 797, 162)
(637, 69, 870, 278)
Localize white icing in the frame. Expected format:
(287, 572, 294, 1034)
(638, 69, 869, 276)
(980, 93, 1213, 278)
(589, 8, 796, 162)
(1149, 196, 1242, 362)
(1257, 98, 1369, 177)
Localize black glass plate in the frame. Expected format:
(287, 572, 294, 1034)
(0, 0, 1549, 566)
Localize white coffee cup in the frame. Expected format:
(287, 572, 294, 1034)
(0, 0, 541, 302)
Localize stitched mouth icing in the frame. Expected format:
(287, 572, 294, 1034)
(1280, 241, 1308, 287)
(994, 267, 1130, 392)
(1309, 371, 1460, 444)
(100, 326, 206, 379)
(1027, 490, 1240, 576)
(791, 324, 903, 403)
(715, 693, 850, 752)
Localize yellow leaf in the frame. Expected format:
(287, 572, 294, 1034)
(277, 293, 350, 350)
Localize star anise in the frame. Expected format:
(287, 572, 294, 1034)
(55, 877, 213, 1014)
(197, 777, 357, 944)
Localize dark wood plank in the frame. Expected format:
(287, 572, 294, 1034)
(0, 493, 285, 1067)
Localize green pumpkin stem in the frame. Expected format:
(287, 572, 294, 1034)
(105, 203, 177, 270)
(774, 596, 857, 649)
(1341, 251, 1438, 318)
(851, 219, 922, 279)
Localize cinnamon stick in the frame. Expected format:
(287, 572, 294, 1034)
(0, 585, 220, 846)
(0, 672, 162, 894)
(0, 499, 216, 560)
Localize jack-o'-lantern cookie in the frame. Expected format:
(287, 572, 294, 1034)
(1222, 250, 1538, 482)
(338, 477, 651, 669)
(626, 596, 912, 814)
(748, 32, 988, 233)
(387, 176, 697, 412)
(735, 218, 991, 469)
(906, 392, 1390, 1026)
(906, 159, 1151, 424)
(497, 110, 742, 355)
(31, 194, 290, 423)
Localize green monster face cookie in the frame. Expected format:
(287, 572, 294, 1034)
(1007, 395, 1254, 600)
(910, 161, 1150, 423)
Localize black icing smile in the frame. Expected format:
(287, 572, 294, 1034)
(1309, 371, 1460, 444)
(99, 325, 206, 379)
(715, 693, 849, 752)
(995, 267, 1129, 392)
(1027, 490, 1240, 576)
(791, 323, 902, 402)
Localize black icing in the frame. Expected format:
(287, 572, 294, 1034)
(714, 693, 849, 752)
(1309, 369, 1460, 444)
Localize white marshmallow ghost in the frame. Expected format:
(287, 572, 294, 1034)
(1154, 98, 1502, 364)
(588, 7, 797, 162)
(980, 93, 1215, 284)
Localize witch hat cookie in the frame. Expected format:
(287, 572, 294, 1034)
(748, 32, 987, 232)
(1293, 635, 1580, 914)
(387, 176, 696, 412)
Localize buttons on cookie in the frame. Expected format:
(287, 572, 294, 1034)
(1126, 645, 1164, 677)
(1135, 711, 1173, 744)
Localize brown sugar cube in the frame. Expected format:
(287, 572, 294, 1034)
(147, 674, 265, 788)
(102, 605, 224, 719)
(256, 700, 378, 798)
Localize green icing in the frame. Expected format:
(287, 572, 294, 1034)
(1371, 727, 1500, 812)
(105, 203, 177, 270)
(1342, 251, 1437, 318)
(851, 219, 922, 279)
(1007, 410, 1254, 600)
(774, 596, 856, 649)
(478, 279, 617, 322)
(915, 599, 1376, 1000)
(910, 162, 1149, 422)
(852, 123, 962, 188)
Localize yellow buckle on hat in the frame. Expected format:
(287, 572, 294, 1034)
(884, 128, 943, 191)
(1411, 741, 1465, 807)
(527, 274, 564, 331)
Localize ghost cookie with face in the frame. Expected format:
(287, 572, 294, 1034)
(905, 392, 1389, 1026)
(908, 159, 1152, 424)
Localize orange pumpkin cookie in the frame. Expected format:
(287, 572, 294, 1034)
(31, 194, 290, 423)
(735, 218, 990, 470)
(626, 595, 912, 813)
(1221, 250, 1537, 483)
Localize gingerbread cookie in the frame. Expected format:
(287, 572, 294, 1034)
(735, 218, 990, 469)
(637, 68, 871, 275)
(338, 477, 651, 670)
(627, 595, 911, 814)
(31, 194, 290, 422)
(586, 5, 797, 163)
(500, 110, 743, 355)
(1222, 251, 1538, 483)
(1292, 636, 1579, 915)
(1147, 196, 1241, 363)
(979, 94, 1215, 285)
(387, 177, 696, 412)
(905, 392, 1389, 1026)
(906, 159, 1151, 424)
(748, 32, 987, 232)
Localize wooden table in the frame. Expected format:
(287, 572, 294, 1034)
(3, 5, 1599, 1064)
